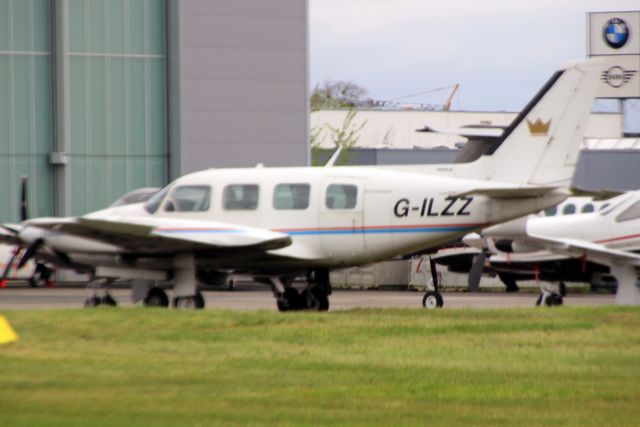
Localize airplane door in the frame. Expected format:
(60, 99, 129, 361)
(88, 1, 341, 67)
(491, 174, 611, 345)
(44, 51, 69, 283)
(319, 182, 364, 260)
(363, 190, 393, 252)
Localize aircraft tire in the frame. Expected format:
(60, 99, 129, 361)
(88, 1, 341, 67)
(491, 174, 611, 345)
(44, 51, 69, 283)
(545, 293, 563, 307)
(310, 286, 329, 311)
(277, 288, 302, 312)
(422, 291, 444, 309)
(174, 292, 205, 310)
(144, 287, 169, 308)
(100, 293, 118, 306)
(299, 287, 329, 311)
(84, 295, 102, 308)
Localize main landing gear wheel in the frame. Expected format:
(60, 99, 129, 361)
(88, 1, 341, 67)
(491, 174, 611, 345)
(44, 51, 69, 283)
(84, 295, 102, 308)
(535, 292, 563, 307)
(300, 286, 330, 311)
(84, 293, 118, 307)
(277, 288, 302, 312)
(100, 293, 118, 306)
(144, 287, 169, 308)
(422, 291, 444, 309)
(174, 292, 205, 310)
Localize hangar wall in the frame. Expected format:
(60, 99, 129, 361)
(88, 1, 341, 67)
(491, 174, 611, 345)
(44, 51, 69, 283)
(168, 0, 309, 177)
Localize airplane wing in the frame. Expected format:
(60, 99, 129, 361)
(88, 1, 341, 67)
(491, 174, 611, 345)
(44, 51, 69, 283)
(525, 234, 640, 267)
(23, 216, 292, 255)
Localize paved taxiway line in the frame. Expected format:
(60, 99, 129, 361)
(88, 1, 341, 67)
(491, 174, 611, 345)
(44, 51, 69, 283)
(0, 285, 615, 311)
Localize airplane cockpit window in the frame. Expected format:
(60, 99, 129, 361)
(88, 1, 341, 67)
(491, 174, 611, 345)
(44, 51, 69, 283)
(562, 204, 576, 215)
(543, 206, 557, 216)
(326, 184, 357, 209)
(164, 185, 211, 212)
(581, 203, 595, 213)
(273, 184, 310, 210)
(615, 200, 640, 222)
(144, 185, 172, 214)
(223, 184, 259, 210)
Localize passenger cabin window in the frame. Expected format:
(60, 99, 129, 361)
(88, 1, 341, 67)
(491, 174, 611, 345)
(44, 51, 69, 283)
(164, 185, 211, 212)
(326, 184, 357, 209)
(581, 203, 595, 213)
(562, 204, 576, 215)
(273, 184, 310, 210)
(224, 184, 259, 210)
(615, 200, 640, 222)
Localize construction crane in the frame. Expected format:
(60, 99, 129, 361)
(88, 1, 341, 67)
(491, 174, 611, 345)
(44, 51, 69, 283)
(442, 83, 459, 112)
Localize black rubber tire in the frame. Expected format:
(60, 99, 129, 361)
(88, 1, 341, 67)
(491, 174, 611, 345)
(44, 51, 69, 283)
(544, 292, 563, 307)
(84, 295, 102, 308)
(174, 292, 206, 310)
(277, 288, 301, 312)
(422, 291, 444, 309)
(310, 286, 330, 311)
(100, 294, 118, 306)
(144, 287, 169, 308)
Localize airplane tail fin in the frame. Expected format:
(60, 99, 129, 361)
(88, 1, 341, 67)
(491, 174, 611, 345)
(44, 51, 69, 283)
(456, 59, 602, 187)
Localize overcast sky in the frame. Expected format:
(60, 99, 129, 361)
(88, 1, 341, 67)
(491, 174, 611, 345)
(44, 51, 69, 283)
(309, 0, 639, 111)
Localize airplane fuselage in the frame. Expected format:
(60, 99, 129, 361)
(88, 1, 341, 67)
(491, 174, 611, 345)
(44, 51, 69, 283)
(35, 166, 568, 276)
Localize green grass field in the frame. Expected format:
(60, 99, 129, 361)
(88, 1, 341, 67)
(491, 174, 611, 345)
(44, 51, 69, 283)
(1, 306, 639, 426)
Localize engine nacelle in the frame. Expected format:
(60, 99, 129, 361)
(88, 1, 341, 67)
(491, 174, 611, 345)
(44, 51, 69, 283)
(196, 269, 229, 287)
(492, 239, 539, 254)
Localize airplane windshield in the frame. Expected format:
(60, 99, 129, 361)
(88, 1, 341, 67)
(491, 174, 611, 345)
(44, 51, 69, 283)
(144, 185, 172, 214)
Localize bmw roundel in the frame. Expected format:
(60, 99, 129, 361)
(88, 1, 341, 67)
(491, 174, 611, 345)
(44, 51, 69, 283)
(603, 18, 629, 49)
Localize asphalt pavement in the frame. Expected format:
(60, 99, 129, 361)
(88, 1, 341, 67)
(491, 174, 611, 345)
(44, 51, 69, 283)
(0, 281, 615, 311)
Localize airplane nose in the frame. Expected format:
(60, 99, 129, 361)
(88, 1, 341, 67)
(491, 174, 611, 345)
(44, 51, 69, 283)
(482, 216, 529, 239)
(17, 226, 46, 244)
(462, 233, 486, 249)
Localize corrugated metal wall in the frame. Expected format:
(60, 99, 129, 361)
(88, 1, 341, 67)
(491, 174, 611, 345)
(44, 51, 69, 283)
(0, 0, 54, 220)
(0, 0, 168, 222)
(65, 0, 168, 215)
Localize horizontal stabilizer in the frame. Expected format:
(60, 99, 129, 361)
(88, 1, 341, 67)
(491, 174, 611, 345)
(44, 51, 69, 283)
(455, 187, 569, 199)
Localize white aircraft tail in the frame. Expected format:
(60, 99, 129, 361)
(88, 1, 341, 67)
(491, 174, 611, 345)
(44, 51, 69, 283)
(454, 59, 602, 187)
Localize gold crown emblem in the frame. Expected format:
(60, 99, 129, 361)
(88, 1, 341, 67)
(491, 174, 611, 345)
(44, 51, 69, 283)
(526, 119, 551, 136)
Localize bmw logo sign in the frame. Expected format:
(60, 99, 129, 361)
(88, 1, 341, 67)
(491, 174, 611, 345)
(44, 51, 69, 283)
(603, 18, 629, 49)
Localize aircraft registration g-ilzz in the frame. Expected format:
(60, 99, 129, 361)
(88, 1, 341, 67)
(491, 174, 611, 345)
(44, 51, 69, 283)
(0, 59, 602, 311)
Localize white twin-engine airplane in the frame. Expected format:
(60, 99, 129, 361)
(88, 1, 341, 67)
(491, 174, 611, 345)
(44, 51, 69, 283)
(478, 190, 640, 306)
(1, 59, 601, 311)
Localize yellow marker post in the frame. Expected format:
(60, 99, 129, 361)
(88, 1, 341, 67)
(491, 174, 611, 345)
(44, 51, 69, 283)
(0, 315, 18, 344)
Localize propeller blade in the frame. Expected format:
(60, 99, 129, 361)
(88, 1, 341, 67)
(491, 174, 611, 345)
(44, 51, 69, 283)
(467, 250, 487, 292)
(0, 247, 21, 288)
(16, 238, 43, 270)
(429, 257, 439, 292)
(20, 176, 28, 222)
